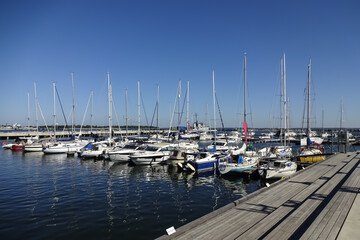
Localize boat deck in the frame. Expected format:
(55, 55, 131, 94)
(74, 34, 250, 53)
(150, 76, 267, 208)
(157, 152, 360, 239)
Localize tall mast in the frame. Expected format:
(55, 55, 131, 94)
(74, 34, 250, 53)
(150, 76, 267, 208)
(157, 85, 159, 133)
(244, 54, 247, 124)
(34, 82, 39, 135)
(307, 59, 311, 137)
(280, 57, 284, 145)
(187, 80, 189, 131)
(107, 72, 112, 140)
(283, 53, 287, 145)
(90, 90, 93, 133)
(178, 79, 181, 129)
(137, 81, 140, 136)
(27, 92, 30, 134)
(212, 69, 216, 145)
(71, 72, 75, 135)
(53, 82, 56, 139)
(125, 88, 128, 138)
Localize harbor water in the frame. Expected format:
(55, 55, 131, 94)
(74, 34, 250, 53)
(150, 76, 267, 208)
(0, 144, 264, 240)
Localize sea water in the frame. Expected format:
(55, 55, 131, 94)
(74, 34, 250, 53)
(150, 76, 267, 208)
(0, 147, 263, 240)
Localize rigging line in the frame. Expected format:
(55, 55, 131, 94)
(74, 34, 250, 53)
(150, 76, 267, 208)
(150, 101, 157, 129)
(80, 92, 91, 135)
(179, 87, 188, 129)
(168, 84, 179, 139)
(215, 93, 227, 141)
(55, 86, 71, 135)
(112, 100, 122, 134)
(140, 91, 150, 128)
(37, 101, 51, 135)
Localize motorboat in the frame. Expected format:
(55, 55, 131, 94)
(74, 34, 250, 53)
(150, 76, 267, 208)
(107, 143, 145, 163)
(80, 142, 108, 159)
(167, 148, 198, 166)
(130, 142, 174, 165)
(258, 159, 297, 179)
(205, 140, 239, 153)
(178, 151, 230, 172)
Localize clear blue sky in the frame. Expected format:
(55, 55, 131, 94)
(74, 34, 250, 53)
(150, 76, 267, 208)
(1, 0, 359, 129)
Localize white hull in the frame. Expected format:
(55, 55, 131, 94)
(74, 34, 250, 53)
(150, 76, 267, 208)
(81, 150, 104, 159)
(108, 153, 132, 162)
(259, 161, 297, 179)
(23, 145, 44, 152)
(218, 156, 259, 175)
(130, 154, 169, 165)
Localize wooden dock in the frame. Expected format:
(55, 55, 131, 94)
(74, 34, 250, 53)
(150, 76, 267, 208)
(157, 152, 360, 239)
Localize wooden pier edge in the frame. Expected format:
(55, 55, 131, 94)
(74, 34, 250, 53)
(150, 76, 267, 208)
(156, 153, 342, 239)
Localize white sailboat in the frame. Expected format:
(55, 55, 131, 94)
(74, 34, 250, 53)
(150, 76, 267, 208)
(181, 70, 229, 172)
(218, 55, 259, 175)
(299, 59, 325, 163)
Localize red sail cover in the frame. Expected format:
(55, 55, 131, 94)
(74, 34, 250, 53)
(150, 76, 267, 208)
(243, 122, 248, 145)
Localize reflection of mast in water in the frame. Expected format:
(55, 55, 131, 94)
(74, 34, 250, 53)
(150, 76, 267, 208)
(50, 161, 59, 226)
(106, 173, 114, 233)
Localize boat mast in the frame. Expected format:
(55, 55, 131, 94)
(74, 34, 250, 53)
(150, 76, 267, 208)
(307, 59, 311, 137)
(90, 90, 93, 133)
(212, 69, 216, 146)
(157, 85, 159, 137)
(178, 79, 181, 131)
(125, 88, 128, 138)
(53, 82, 56, 140)
(107, 72, 112, 140)
(34, 82, 39, 136)
(71, 72, 75, 135)
(243, 54, 248, 145)
(244, 54, 247, 124)
(283, 53, 287, 146)
(27, 92, 30, 134)
(280, 58, 284, 145)
(187, 80, 189, 131)
(137, 81, 140, 136)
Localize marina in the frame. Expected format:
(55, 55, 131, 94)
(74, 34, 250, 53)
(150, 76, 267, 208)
(1, 1, 360, 239)
(158, 152, 360, 239)
(1, 130, 360, 239)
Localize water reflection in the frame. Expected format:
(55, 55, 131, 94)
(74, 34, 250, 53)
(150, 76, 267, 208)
(1, 148, 265, 240)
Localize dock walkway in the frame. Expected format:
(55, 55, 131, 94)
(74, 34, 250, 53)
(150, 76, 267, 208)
(158, 152, 360, 239)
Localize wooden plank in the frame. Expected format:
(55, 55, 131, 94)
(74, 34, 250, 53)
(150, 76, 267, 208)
(262, 155, 359, 239)
(158, 153, 360, 240)
(301, 164, 360, 239)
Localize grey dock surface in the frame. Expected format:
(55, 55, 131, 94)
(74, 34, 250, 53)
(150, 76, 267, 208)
(158, 152, 360, 239)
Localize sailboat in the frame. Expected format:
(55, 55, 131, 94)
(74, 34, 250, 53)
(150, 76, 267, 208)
(299, 59, 325, 163)
(179, 70, 230, 172)
(257, 53, 297, 179)
(218, 55, 259, 175)
(258, 53, 293, 158)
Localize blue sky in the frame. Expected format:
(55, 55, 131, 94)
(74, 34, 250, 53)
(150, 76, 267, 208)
(0, 0, 359, 128)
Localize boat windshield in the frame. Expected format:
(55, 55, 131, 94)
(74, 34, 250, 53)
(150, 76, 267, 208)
(145, 146, 160, 151)
(216, 142, 226, 146)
